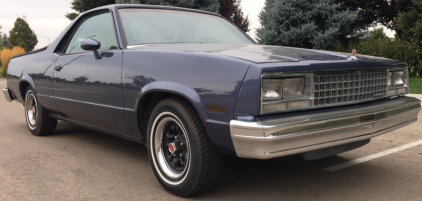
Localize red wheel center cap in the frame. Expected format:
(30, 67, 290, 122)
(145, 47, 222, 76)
(169, 143, 176, 154)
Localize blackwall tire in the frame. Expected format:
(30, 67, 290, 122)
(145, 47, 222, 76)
(24, 87, 57, 136)
(147, 97, 224, 197)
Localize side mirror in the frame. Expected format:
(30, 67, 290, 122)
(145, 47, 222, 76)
(80, 39, 102, 60)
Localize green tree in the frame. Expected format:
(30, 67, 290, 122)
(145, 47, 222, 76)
(8, 16, 38, 52)
(339, 0, 416, 30)
(1, 34, 9, 49)
(257, 0, 359, 50)
(65, 0, 116, 20)
(395, 0, 422, 47)
(370, 27, 387, 39)
(0, 25, 3, 51)
(219, 0, 250, 32)
(116, 0, 220, 13)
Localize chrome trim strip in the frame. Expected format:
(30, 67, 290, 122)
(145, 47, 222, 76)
(262, 97, 313, 104)
(273, 105, 420, 137)
(127, 44, 148, 49)
(231, 97, 421, 159)
(313, 68, 389, 75)
(43, 95, 128, 110)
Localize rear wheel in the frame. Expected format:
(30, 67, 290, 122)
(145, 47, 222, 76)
(147, 98, 224, 197)
(24, 87, 57, 136)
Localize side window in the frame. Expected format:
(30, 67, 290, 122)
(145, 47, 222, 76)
(65, 12, 118, 54)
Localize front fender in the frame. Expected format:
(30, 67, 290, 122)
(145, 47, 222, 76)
(135, 81, 205, 120)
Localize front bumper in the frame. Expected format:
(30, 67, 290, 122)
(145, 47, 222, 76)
(230, 96, 421, 159)
(2, 88, 13, 102)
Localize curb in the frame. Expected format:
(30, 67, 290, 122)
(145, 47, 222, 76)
(407, 94, 422, 100)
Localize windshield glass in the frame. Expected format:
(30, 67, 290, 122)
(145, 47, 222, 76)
(119, 8, 255, 45)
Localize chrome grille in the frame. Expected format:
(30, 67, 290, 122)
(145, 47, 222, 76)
(314, 71, 388, 107)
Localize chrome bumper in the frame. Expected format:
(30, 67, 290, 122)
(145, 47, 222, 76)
(2, 88, 13, 102)
(230, 96, 421, 159)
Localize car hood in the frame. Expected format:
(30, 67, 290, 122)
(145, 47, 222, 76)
(129, 43, 349, 63)
(129, 43, 407, 67)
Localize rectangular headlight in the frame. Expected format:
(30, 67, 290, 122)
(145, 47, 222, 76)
(283, 78, 304, 98)
(261, 75, 312, 114)
(262, 79, 283, 100)
(388, 72, 392, 86)
(393, 71, 404, 85)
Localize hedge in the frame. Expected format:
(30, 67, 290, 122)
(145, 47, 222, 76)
(348, 38, 422, 77)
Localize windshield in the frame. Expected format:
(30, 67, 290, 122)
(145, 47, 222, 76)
(119, 8, 255, 46)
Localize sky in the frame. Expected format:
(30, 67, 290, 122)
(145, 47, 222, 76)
(0, 0, 394, 49)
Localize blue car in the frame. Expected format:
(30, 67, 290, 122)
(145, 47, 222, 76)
(2, 4, 420, 196)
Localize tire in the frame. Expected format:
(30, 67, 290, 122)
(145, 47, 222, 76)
(24, 87, 57, 136)
(147, 98, 224, 197)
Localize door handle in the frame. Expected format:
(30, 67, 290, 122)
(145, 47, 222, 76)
(54, 65, 63, 71)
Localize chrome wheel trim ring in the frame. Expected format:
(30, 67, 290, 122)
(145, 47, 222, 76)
(25, 91, 38, 129)
(150, 112, 191, 185)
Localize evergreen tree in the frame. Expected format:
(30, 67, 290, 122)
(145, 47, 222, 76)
(116, 0, 220, 13)
(340, 0, 416, 30)
(1, 34, 9, 49)
(65, 0, 116, 20)
(257, 0, 359, 50)
(0, 25, 3, 50)
(219, 0, 250, 32)
(370, 27, 387, 39)
(219, 0, 236, 18)
(395, 0, 422, 47)
(8, 16, 38, 52)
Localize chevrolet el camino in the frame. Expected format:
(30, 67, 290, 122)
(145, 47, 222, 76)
(2, 4, 421, 196)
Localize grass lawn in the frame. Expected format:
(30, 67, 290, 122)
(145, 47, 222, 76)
(409, 78, 422, 94)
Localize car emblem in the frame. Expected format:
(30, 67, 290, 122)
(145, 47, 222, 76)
(168, 142, 176, 154)
(352, 49, 357, 56)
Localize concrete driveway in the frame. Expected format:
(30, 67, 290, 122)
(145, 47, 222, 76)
(0, 80, 421, 200)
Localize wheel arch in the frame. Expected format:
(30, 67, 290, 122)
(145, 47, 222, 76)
(135, 81, 206, 140)
(19, 75, 36, 101)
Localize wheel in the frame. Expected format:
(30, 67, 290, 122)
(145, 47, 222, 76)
(147, 98, 224, 197)
(24, 87, 57, 136)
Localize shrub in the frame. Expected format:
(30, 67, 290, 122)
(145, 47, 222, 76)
(0, 46, 26, 77)
(0, 66, 5, 78)
(348, 38, 422, 77)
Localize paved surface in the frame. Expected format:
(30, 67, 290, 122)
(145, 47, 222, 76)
(0, 81, 421, 200)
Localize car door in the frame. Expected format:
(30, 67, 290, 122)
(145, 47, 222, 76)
(53, 10, 132, 136)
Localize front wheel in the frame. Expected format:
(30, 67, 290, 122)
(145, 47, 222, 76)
(24, 87, 57, 136)
(147, 98, 224, 197)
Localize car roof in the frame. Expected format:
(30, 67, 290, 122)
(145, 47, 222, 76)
(90, 4, 220, 17)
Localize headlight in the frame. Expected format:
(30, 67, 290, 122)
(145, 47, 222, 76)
(262, 79, 283, 100)
(283, 78, 304, 98)
(393, 71, 404, 85)
(261, 75, 312, 114)
(387, 70, 408, 96)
